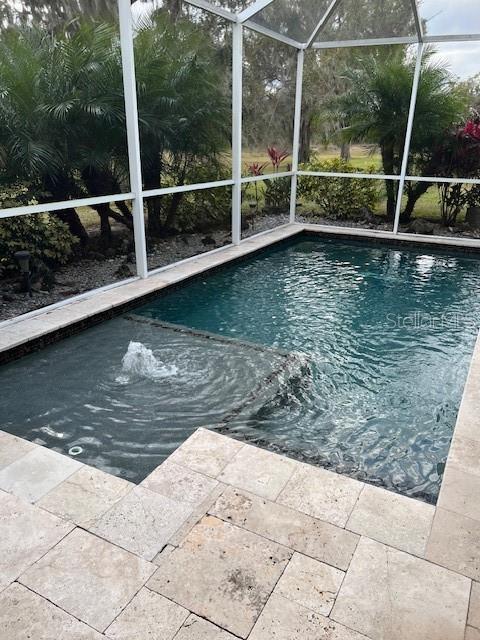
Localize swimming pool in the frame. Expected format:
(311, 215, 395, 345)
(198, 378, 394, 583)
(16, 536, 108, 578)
(1, 235, 479, 502)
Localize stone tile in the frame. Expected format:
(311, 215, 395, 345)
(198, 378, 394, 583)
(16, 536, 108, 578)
(469, 581, 480, 630)
(275, 552, 344, 616)
(89, 486, 192, 560)
(105, 587, 188, 640)
(37, 466, 133, 527)
(210, 486, 358, 571)
(454, 400, 480, 442)
(346, 484, 434, 557)
(148, 515, 292, 638)
(332, 537, 470, 640)
(175, 615, 237, 640)
(177, 617, 236, 640)
(0, 432, 35, 470)
(141, 460, 218, 506)
(0, 490, 73, 591)
(19, 528, 155, 632)
(218, 444, 296, 501)
(426, 507, 480, 580)
(466, 627, 480, 640)
(168, 428, 243, 478)
(438, 467, 480, 521)
(277, 464, 364, 528)
(0, 446, 81, 502)
(448, 436, 480, 476)
(169, 482, 225, 547)
(249, 593, 369, 640)
(152, 543, 176, 567)
(0, 582, 104, 639)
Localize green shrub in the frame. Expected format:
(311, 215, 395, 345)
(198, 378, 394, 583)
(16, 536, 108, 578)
(298, 158, 380, 220)
(0, 213, 78, 270)
(264, 177, 291, 212)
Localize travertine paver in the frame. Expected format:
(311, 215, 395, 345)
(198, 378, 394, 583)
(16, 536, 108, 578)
(0, 490, 72, 591)
(175, 615, 238, 640)
(218, 445, 297, 500)
(0, 583, 104, 639)
(249, 593, 369, 640)
(141, 459, 218, 506)
(169, 482, 225, 547)
(331, 537, 470, 640)
(346, 484, 435, 556)
(148, 515, 292, 638)
(105, 587, 188, 640)
(37, 466, 133, 527)
(426, 507, 480, 580)
(454, 393, 480, 442)
(167, 428, 244, 478)
(448, 435, 480, 476)
(466, 627, 480, 640)
(469, 581, 480, 630)
(19, 528, 155, 632)
(438, 466, 480, 521)
(89, 485, 192, 560)
(209, 486, 358, 570)
(275, 552, 344, 616)
(0, 432, 35, 470)
(277, 464, 364, 528)
(0, 446, 81, 502)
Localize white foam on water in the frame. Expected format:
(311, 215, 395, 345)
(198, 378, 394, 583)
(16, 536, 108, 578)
(117, 341, 178, 383)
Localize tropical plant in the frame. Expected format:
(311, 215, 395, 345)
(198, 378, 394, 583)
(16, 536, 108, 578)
(298, 158, 380, 220)
(333, 48, 468, 221)
(246, 162, 267, 213)
(0, 214, 77, 271)
(267, 146, 289, 172)
(0, 10, 230, 249)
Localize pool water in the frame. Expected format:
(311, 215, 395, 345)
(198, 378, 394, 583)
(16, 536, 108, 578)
(1, 236, 480, 501)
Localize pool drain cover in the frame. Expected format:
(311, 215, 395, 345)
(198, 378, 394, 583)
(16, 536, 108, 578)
(68, 445, 83, 456)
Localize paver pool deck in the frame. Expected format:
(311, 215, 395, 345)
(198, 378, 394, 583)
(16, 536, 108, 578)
(0, 422, 478, 640)
(2, 224, 480, 639)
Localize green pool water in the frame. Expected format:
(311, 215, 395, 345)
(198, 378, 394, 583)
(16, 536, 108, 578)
(1, 235, 479, 501)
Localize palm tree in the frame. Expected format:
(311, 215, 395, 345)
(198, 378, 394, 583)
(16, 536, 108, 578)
(0, 11, 230, 245)
(334, 48, 467, 220)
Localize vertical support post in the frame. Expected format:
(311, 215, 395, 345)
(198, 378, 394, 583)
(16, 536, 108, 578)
(232, 22, 243, 245)
(393, 43, 424, 234)
(118, 0, 148, 277)
(290, 48, 305, 223)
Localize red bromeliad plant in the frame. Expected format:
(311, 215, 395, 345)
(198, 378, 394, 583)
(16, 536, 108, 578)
(267, 146, 289, 172)
(247, 161, 268, 177)
(461, 118, 480, 142)
(246, 162, 268, 215)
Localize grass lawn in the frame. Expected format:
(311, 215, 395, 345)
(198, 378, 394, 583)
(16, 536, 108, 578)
(76, 146, 466, 230)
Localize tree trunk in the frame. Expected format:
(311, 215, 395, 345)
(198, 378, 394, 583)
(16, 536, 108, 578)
(94, 203, 112, 248)
(43, 174, 89, 246)
(164, 191, 184, 230)
(55, 209, 90, 246)
(400, 181, 432, 223)
(298, 113, 312, 164)
(381, 142, 396, 220)
(340, 142, 351, 162)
